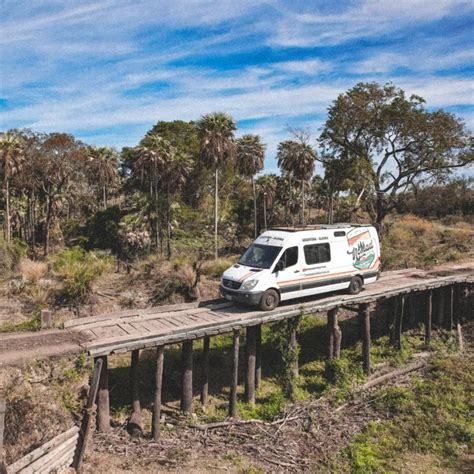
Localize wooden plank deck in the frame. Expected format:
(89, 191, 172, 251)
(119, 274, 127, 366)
(0, 262, 471, 366)
(66, 263, 473, 357)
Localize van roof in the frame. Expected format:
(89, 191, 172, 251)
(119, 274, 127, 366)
(268, 223, 371, 233)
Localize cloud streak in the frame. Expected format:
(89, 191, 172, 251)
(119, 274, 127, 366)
(0, 0, 472, 171)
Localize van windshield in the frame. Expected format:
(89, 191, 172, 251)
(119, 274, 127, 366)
(239, 243, 281, 269)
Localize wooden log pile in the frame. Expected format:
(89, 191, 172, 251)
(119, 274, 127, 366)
(7, 427, 79, 474)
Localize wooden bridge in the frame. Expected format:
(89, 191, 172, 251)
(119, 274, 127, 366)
(1, 261, 473, 464)
(61, 262, 473, 440)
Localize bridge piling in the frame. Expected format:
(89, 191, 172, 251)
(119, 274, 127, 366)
(255, 325, 262, 390)
(327, 308, 341, 359)
(448, 285, 454, 330)
(425, 290, 433, 346)
(180, 341, 193, 414)
(200, 336, 210, 406)
(245, 327, 257, 405)
(289, 318, 299, 378)
(358, 303, 371, 374)
(128, 349, 141, 432)
(395, 296, 405, 351)
(95, 355, 110, 432)
(436, 287, 445, 327)
(389, 297, 398, 346)
(152, 346, 164, 441)
(229, 329, 240, 418)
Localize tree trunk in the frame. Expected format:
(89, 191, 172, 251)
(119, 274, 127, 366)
(214, 168, 219, 259)
(4, 178, 10, 242)
(301, 180, 305, 227)
(375, 192, 386, 235)
(252, 176, 257, 238)
(44, 195, 53, 256)
(263, 197, 267, 231)
(103, 185, 107, 210)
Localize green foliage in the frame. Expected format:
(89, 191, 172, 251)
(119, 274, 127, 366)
(238, 390, 286, 421)
(0, 236, 27, 276)
(52, 247, 111, 304)
(269, 316, 302, 400)
(339, 354, 473, 472)
(84, 205, 124, 253)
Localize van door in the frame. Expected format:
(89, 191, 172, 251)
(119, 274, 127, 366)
(273, 245, 302, 301)
(299, 242, 348, 297)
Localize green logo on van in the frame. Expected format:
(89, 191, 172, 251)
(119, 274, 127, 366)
(349, 239, 375, 270)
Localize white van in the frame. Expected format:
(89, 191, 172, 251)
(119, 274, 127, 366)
(220, 224, 381, 311)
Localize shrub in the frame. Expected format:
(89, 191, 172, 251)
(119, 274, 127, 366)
(19, 258, 48, 284)
(0, 236, 28, 276)
(201, 257, 237, 277)
(52, 247, 110, 304)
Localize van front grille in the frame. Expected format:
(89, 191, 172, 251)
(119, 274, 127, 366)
(223, 279, 241, 290)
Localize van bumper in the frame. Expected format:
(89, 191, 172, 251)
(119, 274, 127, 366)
(220, 286, 263, 305)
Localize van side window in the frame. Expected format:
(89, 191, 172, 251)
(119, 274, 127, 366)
(304, 243, 331, 265)
(277, 246, 299, 269)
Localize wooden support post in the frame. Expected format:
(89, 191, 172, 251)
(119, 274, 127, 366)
(152, 346, 164, 441)
(229, 329, 240, 418)
(436, 287, 445, 327)
(245, 326, 257, 405)
(425, 290, 432, 347)
(95, 355, 110, 432)
(128, 349, 142, 434)
(328, 308, 342, 359)
(454, 285, 464, 352)
(72, 358, 103, 472)
(448, 285, 454, 330)
(327, 310, 334, 359)
(389, 297, 399, 345)
(395, 296, 405, 351)
(358, 303, 371, 374)
(334, 310, 342, 359)
(289, 321, 299, 378)
(255, 325, 262, 391)
(0, 397, 6, 474)
(40, 309, 52, 329)
(200, 336, 210, 406)
(180, 341, 193, 414)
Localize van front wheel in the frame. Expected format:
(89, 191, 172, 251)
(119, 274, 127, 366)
(259, 289, 280, 311)
(348, 276, 363, 295)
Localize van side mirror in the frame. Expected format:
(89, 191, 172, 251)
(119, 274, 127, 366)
(274, 260, 285, 273)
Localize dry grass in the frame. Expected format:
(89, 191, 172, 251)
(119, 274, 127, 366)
(19, 258, 48, 285)
(382, 215, 474, 270)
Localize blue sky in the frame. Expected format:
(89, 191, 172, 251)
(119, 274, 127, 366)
(0, 0, 473, 173)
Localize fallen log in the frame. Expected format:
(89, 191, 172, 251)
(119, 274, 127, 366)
(356, 359, 428, 393)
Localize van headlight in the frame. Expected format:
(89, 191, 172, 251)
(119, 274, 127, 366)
(242, 279, 258, 290)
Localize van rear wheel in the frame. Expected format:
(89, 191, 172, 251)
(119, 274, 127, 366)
(259, 289, 280, 311)
(348, 276, 363, 295)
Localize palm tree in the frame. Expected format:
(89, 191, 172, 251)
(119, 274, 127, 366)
(133, 135, 174, 250)
(86, 146, 119, 210)
(256, 174, 277, 231)
(162, 152, 193, 257)
(277, 140, 316, 226)
(196, 112, 236, 258)
(236, 134, 265, 237)
(0, 132, 24, 242)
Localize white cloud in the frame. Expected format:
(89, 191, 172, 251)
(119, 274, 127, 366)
(271, 0, 473, 47)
